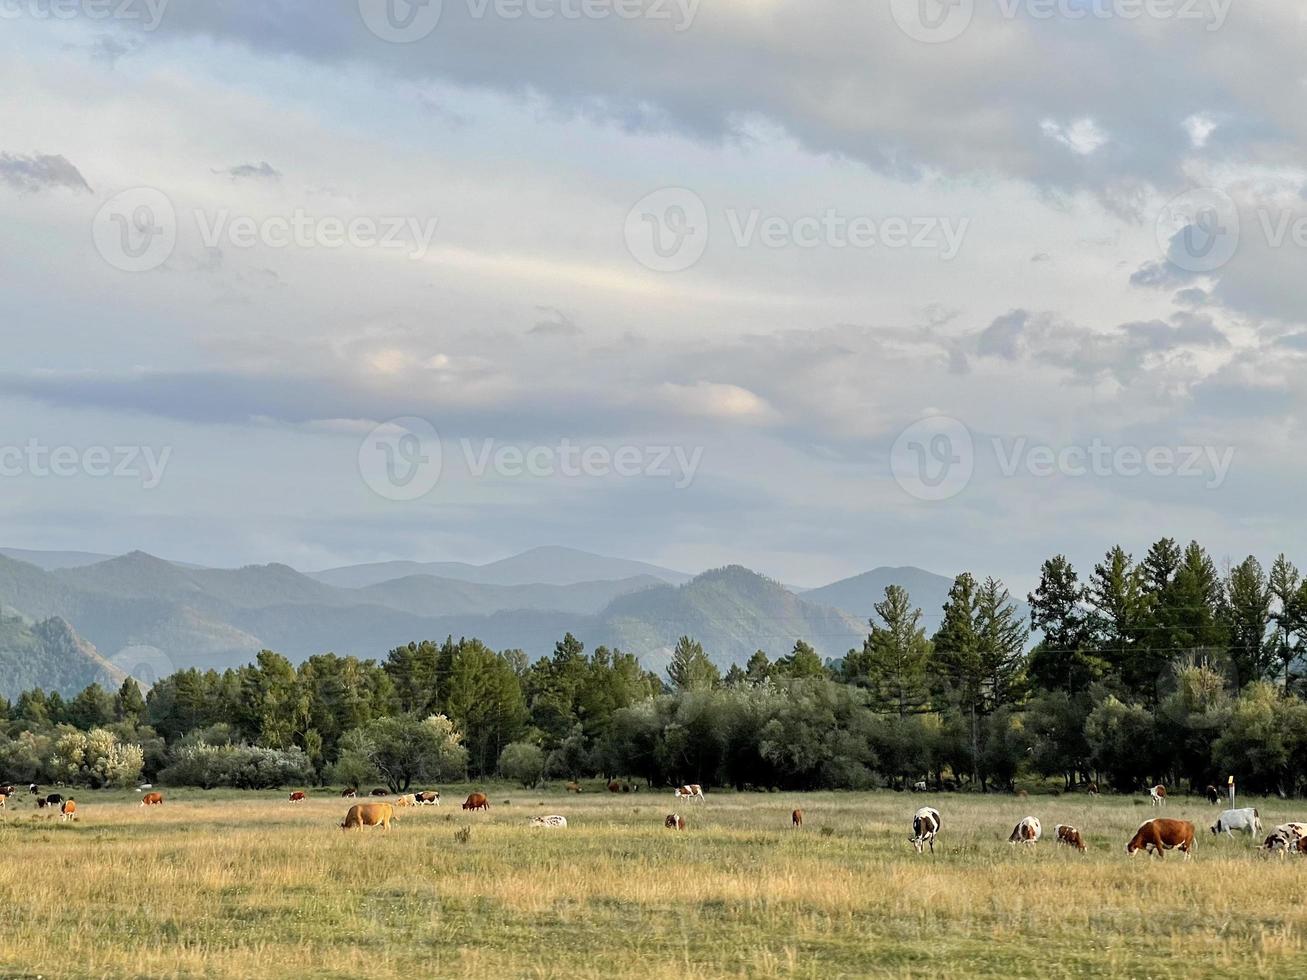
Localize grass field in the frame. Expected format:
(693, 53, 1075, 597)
(2, 785, 1304, 978)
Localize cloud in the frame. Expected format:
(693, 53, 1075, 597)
(0, 152, 91, 193)
(1040, 118, 1108, 157)
(220, 161, 281, 180)
(528, 307, 582, 338)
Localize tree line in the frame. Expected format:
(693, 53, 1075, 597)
(5, 539, 1307, 795)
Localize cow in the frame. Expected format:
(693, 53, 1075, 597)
(60, 799, 77, 822)
(29, 784, 39, 795)
(529, 815, 568, 828)
(1262, 830, 1298, 858)
(1274, 822, 1307, 843)
(370, 788, 389, 797)
(341, 803, 394, 831)
(395, 794, 417, 808)
(912, 780, 927, 792)
(674, 784, 705, 804)
(608, 780, 623, 793)
(140, 792, 164, 806)
(1149, 785, 1167, 807)
(1205, 784, 1221, 804)
(341, 788, 358, 798)
(910, 806, 941, 855)
(1126, 818, 1196, 860)
(416, 791, 440, 806)
(288, 791, 307, 803)
(0, 793, 7, 810)
(565, 782, 582, 793)
(44, 794, 63, 809)
(1087, 783, 1099, 797)
(1008, 816, 1042, 845)
(0, 784, 14, 797)
(462, 793, 490, 811)
(665, 813, 686, 830)
(792, 808, 803, 829)
(1054, 824, 1087, 852)
(1211, 807, 1261, 839)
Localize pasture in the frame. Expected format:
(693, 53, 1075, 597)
(2, 786, 1305, 978)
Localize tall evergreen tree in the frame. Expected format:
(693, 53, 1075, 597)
(859, 585, 931, 717)
(1270, 554, 1303, 693)
(1226, 555, 1272, 688)
(666, 636, 720, 691)
(1027, 555, 1101, 692)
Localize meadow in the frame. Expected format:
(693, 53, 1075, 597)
(2, 785, 1305, 979)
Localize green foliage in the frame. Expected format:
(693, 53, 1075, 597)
(499, 741, 546, 787)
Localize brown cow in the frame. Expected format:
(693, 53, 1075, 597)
(0, 784, 14, 797)
(1126, 818, 1195, 859)
(140, 792, 164, 806)
(1086, 782, 1099, 797)
(341, 788, 358, 798)
(1008, 816, 1041, 845)
(1149, 785, 1167, 806)
(665, 813, 686, 830)
(462, 793, 490, 811)
(0, 793, 7, 811)
(565, 782, 582, 793)
(288, 791, 307, 803)
(370, 788, 389, 797)
(608, 780, 622, 793)
(1055, 824, 1087, 852)
(60, 799, 77, 822)
(341, 803, 394, 831)
(791, 808, 803, 829)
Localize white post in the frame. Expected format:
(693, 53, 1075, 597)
(1228, 775, 1235, 808)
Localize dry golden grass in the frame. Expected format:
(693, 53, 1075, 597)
(2, 786, 1305, 978)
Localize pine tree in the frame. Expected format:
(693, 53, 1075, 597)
(666, 636, 720, 691)
(861, 585, 931, 717)
(1027, 555, 1101, 692)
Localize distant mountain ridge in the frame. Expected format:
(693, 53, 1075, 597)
(0, 615, 127, 699)
(0, 545, 985, 692)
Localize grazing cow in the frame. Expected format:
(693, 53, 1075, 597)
(1008, 816, 1042, 845)
(0, 793, 6, 810)
(792, 808, 803, 829)
(608, 780, 622, 793)
(1275, 822, 1307, 843)
(416, 791, 440, 806)
(0, 784, 14, 797)
(140, 792, 164, 806)
(341, 803, 394, 831)
(529, 815, 568, 828)
(1205, 784, 1221, 804)
(1262, 830, 1298, 858)
(912, 780, 927, 793)
(341, 788, 358, 798)
(1211, 807, 1261, 839)
(1054, 824, 1087, 852)
(1087, 783, 1099, 797)
(462, 793, 490, 811)
(565, 782, 582, 793)
(674, 784, 705, 804)
(60, 799, 76, 822)
(1126, 818, 1196, 860)
(288, 791, 307, 803)
(44, 794, 63, 808)
(665, 813, 686, 830)
(29, 784, 39, 795)
(395, 794, 416, 808)
(1149, 785, 1167, 807)
(910, 806, 941, 855)
(370, 788, 389, 797)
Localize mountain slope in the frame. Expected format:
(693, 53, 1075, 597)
(0, 615, 127, 699)
(312, 546, 691, 588)
(0, 547, 114, 570)
(801, 566, 957, 625)
(357, 574, 662, 617)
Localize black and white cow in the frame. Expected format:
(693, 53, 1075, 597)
(910, 806, 941, 854)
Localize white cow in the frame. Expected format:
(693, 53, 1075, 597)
(529, 815, 568, 828)
(1211, 807, 1261, 839)
(1149, 785, 1167, 807)
(674, 784, 705, 803)
(1262, 829, 1299, 858)
(1275, 822, 1307, 842)
(1008, 815, 1042, 845)
(912, 780, 928, 792)
(910, 806, 941, 855)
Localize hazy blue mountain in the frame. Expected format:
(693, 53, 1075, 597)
(0, 614, 127, 699)
(356, 574, 663, 617)
(311, 546, 692, 588)
(0, 547, 115, 570)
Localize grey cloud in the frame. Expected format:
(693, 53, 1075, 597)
(0, 152, 91, 193)
(528, 307, 582, 338)
(220, 161, 282, 180)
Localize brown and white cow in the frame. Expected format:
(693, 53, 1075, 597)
(341, 803, 394, 831)
(674, 784, 705, 803)
(1126, 818, 1195, 860)
(0, 793, 7, 811)
(462, 793, 490, 811)
(60, 799, 77, 822)
(792, 808, 803, 829)
(288, 791, 307, 803)
(910, 806, 941, 855)
(1149, 785, 1167, 807)
(140, 792, 164, 806)
(341, 788, 358, 798)
(1086, 782, 1099, 797)
(665, 813, 687, 830)
(565, 782, 582, 793)
(1054, 824, 1087, 852)
(530, 815, 568, 828)
(416, 791, 440, 806)
(395, 794, 417, 808)
(1008, 816, 1041, 845)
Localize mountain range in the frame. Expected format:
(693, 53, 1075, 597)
(0, 546, 965, 698)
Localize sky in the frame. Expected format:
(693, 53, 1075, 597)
(1, 0, 1305, 590)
